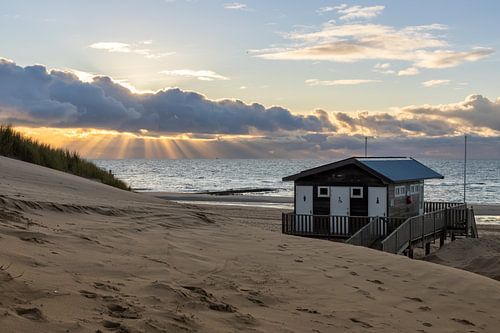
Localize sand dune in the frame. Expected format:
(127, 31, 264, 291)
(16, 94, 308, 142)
(426, 227, 500, 281)
(1, 156, 500, 332)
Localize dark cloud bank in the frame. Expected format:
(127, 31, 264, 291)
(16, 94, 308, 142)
(0, 59, 334, 134)
(0, 59, 499, 158)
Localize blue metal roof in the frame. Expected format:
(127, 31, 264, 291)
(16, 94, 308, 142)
(356, 157, 443, 182)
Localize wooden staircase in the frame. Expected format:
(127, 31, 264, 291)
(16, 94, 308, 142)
(346, 203, 479, 256)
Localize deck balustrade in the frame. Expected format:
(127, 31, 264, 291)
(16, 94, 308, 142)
(282, 201, 477, 255)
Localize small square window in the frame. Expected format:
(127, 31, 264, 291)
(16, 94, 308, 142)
(318, 186, 330, 198)
(351, 187, 363, 198)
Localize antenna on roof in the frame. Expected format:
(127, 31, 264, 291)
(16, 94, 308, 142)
(463, 135, 467, 203)
(364, 136, 368, 157)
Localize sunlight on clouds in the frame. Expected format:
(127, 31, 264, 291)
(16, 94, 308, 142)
(254, 18, 494, 69)
(159, 69, 229, 81)
(305, 79, 380, 86)
(89, 41, 174, 59)
(398, 67, 420, 76)
(422, 79, 450, 87)
(89, 42, 131, 53)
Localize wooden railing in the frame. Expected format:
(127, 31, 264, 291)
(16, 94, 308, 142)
(346, 217, 406, 247)
(282, 202, 476, 251)
(381, 204, 468, 254)
(424, 201, 463, 213)
(282, 213, 373, 238)
(468, 208, 478, 238)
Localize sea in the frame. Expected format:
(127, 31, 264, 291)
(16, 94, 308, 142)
(94, 159, 500, 223)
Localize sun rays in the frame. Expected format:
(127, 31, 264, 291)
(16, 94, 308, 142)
(13, 127, 265, 159)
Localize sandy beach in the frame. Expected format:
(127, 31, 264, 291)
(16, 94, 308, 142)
(146, 192, 500, 215)
(2, 155, 500, 332)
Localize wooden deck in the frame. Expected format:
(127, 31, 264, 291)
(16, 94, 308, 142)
(281, 201, 478, 256)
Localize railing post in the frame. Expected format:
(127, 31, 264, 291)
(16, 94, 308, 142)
(465, 209, 469, 237)
(433, 213, 436, 236)
(421, 215, 425, 245)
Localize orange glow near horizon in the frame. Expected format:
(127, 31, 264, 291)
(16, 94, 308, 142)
(14, 126, 266, 159)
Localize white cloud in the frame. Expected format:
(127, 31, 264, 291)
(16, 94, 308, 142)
(422, 79, 450, 87)
(223, 2, 247, 10)
(336, 5, 385, 21)
(398, 67, 420, 76)
(373, 62, 395, 74)
(305, 79, 380, 86)
(254, 20, 494, 69)
(89, 41, 174, 59)
(89, 42, 131, 53)
(159, 69, 229, 81)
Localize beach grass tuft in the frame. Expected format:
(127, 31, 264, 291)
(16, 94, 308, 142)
(0, 125, 129, 190)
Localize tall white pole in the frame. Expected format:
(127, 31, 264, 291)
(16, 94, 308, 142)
(364, 136, 368, 157)
(463, 135, 467, 203)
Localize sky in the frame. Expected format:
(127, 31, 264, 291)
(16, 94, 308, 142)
(0, 0, 499, 159)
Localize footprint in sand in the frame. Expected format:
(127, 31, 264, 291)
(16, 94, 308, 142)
(350, 318, 372, 328)
(367, 279, 383, 285)
(102, 319, 130, 332)
(79, 290, 98, 299)
(296, 307, 320, 314)
(451, 318, 476, 326)
(356, 289, 375, 300)
(15, 307, 45, 321)
(405, 296, 424, 303)
(107, 303, 141, 319)
(94, 281, 120, 291)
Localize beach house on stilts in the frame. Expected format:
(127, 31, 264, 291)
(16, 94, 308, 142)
(282, 157, 478, 257)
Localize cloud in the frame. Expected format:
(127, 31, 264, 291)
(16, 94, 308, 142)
(305, 79, 380, 86)
(159, 69, 229, 81)
(330, 94, 500, 136)
(89, 42, 131, 53)
(398, 67, 420, 76)
(1, 59, 499, 159)
(414, 48, 494, 69)
(253, 20, 494, 69)
(336, 5, 385, 21)
(0, 59, 335, 135)
(422, 79, 450, 87)
(223, 2, 247, 10)
(89, 41, 174, 59)
(402, 94, 500, 131)
(373, 63, 395, 74)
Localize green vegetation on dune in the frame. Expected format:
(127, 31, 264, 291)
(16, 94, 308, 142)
(0, 125, 129, 190)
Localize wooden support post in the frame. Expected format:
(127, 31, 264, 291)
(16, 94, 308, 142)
(440, 233, 445, 247)
(425, 242, 431, 256)
(408, 247, 414, 259)
(451, 232, 456, 241)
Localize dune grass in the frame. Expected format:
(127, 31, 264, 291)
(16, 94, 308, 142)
(0, 125, 129, 190)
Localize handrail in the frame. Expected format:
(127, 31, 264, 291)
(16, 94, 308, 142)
(424, 201, 464, 213)
(346, 217, 383, 247)
(346, 216, 407, 247)
(381, 204, 469, 254)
